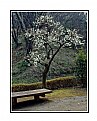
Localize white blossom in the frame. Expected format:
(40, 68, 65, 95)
(24, 15, 84, 67)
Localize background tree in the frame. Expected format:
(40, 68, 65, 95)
(24, 15, 84, 88)
(75, 49, 87, 87)
(12, 12, 34, 55)
(15, 12, 26, 32)
(12, 13, 21, 48)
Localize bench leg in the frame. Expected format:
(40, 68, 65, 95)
(12, 97, 17, 107)
(34, 95, 39, 101)
(41, 94, 45, 97)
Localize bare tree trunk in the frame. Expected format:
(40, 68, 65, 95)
(12, 28, 19, 48)
(42, 72, 47, 88)
(12, 20, 19, 48)
(15, 12, 26, 32)
(42, 44, 64, 88)
(15, 12, 29, 55)
(42, 64, 49, 88)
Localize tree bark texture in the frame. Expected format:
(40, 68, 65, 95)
(12, 29, 19, 48)
(42, 64, 50, 88)
(15, 12, 26, 33)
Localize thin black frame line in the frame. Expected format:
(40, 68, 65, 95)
(10, 10, 89, 11)
(87, 10, 89, 113)
(10, 10, 89, 113)
(11, 110, 88, 113)
(10, 10, 12, 113)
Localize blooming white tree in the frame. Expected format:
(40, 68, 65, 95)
(24, 15, 84, 88)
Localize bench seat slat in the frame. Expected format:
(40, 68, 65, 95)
(12, 89, 52, 98)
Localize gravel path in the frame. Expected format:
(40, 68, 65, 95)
(13, 96, 87, 112)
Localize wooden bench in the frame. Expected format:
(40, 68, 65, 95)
(12, 88, 52, 107)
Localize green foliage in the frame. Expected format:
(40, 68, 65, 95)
(17, 60, 28, 71)
(12, 79, 38, 84)
(12, 47, 76, 84)
(12, 60, 29, 78)
(47, 76, 76, 89)
(12, 76, 76, 92)
(75, 49, 87, 87)
(12, 82, 42, 92)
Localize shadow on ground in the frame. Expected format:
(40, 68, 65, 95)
(12, 98, 52, 111)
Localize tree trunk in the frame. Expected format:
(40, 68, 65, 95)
(15, 12, 29, 55)
(42, 44, 64, 88)
(42, 72, 47, 88)
(12, 28, 19, 48)
(15, 12, 26, 32)
(42, 64, 49, 88)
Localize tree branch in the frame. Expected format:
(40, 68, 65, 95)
(47, 43, 54, 56)
(49, 43, 64, 66)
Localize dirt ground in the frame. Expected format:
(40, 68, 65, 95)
(12, 96, 87, 112)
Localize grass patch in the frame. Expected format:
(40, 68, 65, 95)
(46, 88, 87, 99)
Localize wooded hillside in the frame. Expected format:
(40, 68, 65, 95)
(12, 12, 87, 85)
